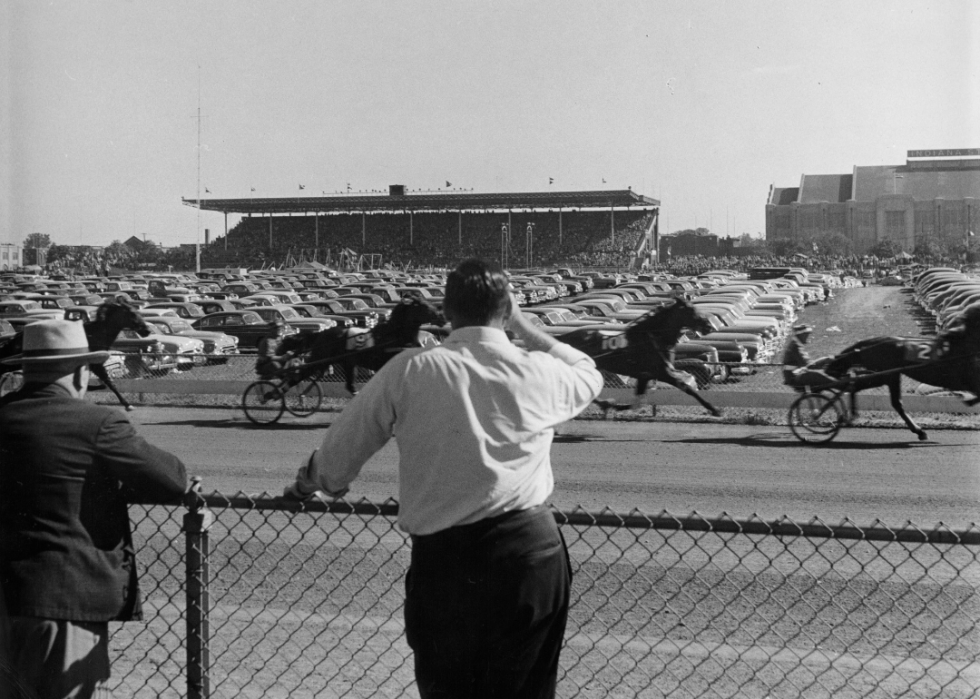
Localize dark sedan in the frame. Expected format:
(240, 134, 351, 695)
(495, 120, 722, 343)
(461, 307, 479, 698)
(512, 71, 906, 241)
(299, 299, 379, 328)
(192, 310, 297, 350)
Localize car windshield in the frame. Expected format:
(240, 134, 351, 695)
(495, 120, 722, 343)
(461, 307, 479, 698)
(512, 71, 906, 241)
(241, 312, 263, 324)
(169, 320, 193, 332)
(277, 308, 300, 320)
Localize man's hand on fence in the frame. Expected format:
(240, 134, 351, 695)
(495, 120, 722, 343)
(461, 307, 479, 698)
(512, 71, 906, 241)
(283, 450, 349, 501)
(282, 481, 324, 501)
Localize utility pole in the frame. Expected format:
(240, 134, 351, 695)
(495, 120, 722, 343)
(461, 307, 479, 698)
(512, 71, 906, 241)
(194, 66, 203, 274)
(526, 223, 534, 268)
(501, 223, 509, 270)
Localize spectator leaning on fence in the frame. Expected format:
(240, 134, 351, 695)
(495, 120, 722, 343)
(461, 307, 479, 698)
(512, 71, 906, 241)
(286, 257, 603, 699)
(0, 319, 188, 699)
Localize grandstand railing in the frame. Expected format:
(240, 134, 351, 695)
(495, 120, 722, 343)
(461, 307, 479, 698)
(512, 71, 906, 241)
(110, 485, 980, 698)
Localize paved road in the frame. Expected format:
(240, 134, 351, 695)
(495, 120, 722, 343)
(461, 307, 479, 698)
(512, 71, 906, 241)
(130, 406, 980, 529)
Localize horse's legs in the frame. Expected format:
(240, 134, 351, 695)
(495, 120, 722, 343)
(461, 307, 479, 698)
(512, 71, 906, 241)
(661, 375, 721, 417)
(594, 377, 651, 415)
(846, 387, 858, 424)
(344, 361, 357, 396)
(91, 363, 133, 411)
(886, 377, 927, 441)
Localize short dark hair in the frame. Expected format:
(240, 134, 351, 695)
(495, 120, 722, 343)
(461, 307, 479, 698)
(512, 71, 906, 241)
(444, 258, 510, 326)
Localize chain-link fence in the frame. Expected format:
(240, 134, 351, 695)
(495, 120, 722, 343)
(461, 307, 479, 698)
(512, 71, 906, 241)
(113, 488, 980, 699)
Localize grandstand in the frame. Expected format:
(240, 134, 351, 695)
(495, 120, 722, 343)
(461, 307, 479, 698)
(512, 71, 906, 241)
(182, 188, 659, 271)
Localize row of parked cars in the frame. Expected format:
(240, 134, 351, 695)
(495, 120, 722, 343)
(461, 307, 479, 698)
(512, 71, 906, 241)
(1, 265, 843, 386)
(911, 267, 980, 332)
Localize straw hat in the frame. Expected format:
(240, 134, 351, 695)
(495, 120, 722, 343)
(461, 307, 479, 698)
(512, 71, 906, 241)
(1, 319, 109, 366)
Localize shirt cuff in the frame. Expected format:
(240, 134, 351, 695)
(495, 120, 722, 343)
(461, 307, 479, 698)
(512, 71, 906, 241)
(291, 451, 350, 499)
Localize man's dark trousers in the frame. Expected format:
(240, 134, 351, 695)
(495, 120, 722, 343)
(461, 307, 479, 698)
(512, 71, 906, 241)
(405, 505, 571, 699)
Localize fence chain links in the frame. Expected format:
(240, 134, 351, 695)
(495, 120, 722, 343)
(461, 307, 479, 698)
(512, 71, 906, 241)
(109, 494, 980, 698)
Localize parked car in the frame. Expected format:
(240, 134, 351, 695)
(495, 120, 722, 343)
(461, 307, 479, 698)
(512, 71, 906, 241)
(143, 315, 239, 362)
(288, 303, 355, 329)
(301, 298, 379, 328)
(192, 310, 298, 350)
(196, 299, 239, 316)
(145, 301, 207, 319)
(0, 318, 15, 342)
(249, 305, 336, 335)
(110, 329, 185, 375)
(63, 306, 101, 323)
(0, 300, 63, 321)
(69, 293, 106, 307)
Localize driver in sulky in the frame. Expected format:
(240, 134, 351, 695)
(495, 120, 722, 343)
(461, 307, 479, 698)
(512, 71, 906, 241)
(782, 323, 835, 389)
(255, 320, 294, 380)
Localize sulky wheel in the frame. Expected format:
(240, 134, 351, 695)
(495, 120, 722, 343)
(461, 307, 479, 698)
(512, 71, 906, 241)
(242, 380, 285, 425)
(284, 378, 323, 417)
(788, 392, 846, 444)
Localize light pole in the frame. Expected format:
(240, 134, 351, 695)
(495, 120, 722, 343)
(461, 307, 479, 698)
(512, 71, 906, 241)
(526, 223, 534, 268)
(501, 224, 509, 270)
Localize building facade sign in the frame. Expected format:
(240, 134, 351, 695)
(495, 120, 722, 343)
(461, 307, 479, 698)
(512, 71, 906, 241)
(908, 149, 980, 158)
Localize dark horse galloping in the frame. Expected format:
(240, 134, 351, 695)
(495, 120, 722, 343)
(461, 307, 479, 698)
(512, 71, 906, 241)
(556, 298, 722, 417)
(0, 299, 152, 410)
(824, 302, 980, 441)
(281, 296, 445, 395)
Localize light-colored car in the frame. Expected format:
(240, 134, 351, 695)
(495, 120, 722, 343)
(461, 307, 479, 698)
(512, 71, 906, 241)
(111, 328, 204, 373)
(0, 300, 64, 321)
(144, 315, 239, 362)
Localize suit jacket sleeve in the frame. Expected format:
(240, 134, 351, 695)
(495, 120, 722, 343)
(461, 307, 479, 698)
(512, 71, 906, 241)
(95, 411, 189, 503)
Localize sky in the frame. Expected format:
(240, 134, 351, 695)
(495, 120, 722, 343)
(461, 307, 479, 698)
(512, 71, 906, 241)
(2, 0, 978, 250)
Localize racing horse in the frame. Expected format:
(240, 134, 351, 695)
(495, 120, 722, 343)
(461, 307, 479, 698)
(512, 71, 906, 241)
(282, 296, 445, 395)
(823, 302, 980, 441)
(556, 297, 722, 417)
(84, 299, 155, 410)
(0, 299, 153, 410)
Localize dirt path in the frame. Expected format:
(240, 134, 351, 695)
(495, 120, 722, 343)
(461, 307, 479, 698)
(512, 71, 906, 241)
(800, 286, 930, 357)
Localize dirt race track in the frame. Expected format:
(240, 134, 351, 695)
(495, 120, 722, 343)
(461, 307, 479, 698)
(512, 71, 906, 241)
(124, 285, 980, 530)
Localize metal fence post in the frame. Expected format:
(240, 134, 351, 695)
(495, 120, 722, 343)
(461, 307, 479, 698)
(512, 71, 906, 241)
(183, 477, 213, 699)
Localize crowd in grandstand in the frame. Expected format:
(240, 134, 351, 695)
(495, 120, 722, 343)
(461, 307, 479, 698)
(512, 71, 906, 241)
(200, 210, 652, 271)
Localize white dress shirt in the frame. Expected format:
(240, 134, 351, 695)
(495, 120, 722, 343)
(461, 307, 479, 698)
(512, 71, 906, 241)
(296, 326, 603, 535)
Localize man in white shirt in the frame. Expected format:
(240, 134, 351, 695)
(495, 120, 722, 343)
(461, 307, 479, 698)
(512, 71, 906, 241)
(286, 258, 603, 698)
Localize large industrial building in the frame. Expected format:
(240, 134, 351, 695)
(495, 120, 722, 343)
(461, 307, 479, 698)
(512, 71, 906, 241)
(767, 149, 980, 255)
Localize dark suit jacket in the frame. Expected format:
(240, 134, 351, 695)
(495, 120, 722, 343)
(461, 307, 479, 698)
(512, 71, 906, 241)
(0, 383, 187, 622)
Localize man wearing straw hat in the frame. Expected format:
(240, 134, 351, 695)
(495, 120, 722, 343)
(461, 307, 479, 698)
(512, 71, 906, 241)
(0, 320, 188, 699)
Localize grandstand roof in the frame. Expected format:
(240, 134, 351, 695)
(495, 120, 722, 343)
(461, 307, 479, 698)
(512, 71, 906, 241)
(182, 189, 658, 215)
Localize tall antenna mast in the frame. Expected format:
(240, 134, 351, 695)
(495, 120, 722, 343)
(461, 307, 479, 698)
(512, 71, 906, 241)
(195, 65, 202, 273)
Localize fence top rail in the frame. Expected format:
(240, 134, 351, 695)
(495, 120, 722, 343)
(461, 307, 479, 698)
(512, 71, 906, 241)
(137, 490, 980, 546)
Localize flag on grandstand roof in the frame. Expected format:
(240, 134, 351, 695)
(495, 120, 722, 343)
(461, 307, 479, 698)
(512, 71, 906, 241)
(446, 181, 451, 187)
(250, 187, 256, 192)
(549, 177, 554, 184)
(205, 187, 211, 193)
(299, 184, 305, 190)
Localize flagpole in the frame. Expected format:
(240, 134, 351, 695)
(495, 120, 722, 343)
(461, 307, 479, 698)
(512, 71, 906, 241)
(195, 65, 202, 274)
